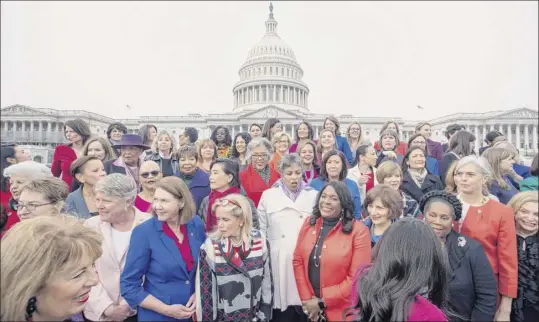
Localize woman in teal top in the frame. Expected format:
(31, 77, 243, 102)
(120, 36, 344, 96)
(520, 154, 538, 191)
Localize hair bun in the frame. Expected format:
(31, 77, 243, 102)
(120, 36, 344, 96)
(419, 191, 463, 221)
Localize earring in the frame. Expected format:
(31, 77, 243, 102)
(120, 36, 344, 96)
(26, 296, 37, 320)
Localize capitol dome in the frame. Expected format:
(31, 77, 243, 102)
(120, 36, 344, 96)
(232, 2, 310, 113)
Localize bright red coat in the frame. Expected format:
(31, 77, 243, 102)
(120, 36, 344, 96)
(51, 145, 77, 191)
(239, 164, 280, 208)
(1, 189, 20, 238)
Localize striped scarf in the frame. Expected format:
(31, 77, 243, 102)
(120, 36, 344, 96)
(255, 165, 271, 184)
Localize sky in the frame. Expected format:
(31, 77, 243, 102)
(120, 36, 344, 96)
(1, 1, 537, 120)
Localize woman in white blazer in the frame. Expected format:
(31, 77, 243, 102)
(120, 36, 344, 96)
(347, 144, 378, 202)
(83, 174, 151, 322)
(257, 154, 318, 321)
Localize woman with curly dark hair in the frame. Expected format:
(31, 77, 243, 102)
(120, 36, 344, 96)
(229, 132, 252, 171)
(421, 190, 497, 321)
(210, 126, 232, 158)
(293, 181, 371, 322)
(348, 217, 449, 321)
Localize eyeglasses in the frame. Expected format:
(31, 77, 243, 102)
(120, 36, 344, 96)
(17, 202, 53, 212)
(217, 198, 241, 208)
(277, 140, 289, 144)
(251, 154, 268, 160)
(141, 170, 160, 178)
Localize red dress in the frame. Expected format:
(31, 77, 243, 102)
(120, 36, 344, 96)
(1, 188, 20, 238)
(51, 145, 77, 191)
(374, 141, 408, 155)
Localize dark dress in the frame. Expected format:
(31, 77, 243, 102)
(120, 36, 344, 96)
(511, 234, 539, 322)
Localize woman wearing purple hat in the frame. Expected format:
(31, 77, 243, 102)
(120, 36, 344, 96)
(104, 134, 150, 192)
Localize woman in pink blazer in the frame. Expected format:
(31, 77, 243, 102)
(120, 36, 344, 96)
(83, 174, 151, 321)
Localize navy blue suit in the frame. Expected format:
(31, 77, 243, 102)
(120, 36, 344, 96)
(120, 216, 206, 321)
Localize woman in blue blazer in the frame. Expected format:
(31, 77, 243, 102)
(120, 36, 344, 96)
(323, 116, 354, 165)
(121, 176, 206, 321)
(309, 150, 362, 219)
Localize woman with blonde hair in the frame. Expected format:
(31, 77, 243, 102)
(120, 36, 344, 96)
(507, 192, 538, 322)
(196, 193, 273, 321)
(1, 215, 102, 321)
(317, 129, 338, 163)
(84, 174, 151, 321)
(376, 161, 422, 218)
(346, 122, 368, 154)
(17, 177, 69, 221)
(197, 138, 218, 174)
(269, 131, 291, 170)
(144, 129, 179, 177)
(483, 147, 519, 204)
(120, 176, 206, 321)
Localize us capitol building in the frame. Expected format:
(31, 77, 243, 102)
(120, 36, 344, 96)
(1, 3, 538, 164)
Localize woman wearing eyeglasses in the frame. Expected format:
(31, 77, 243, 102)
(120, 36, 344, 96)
(16, 177, 69, 221)
(196, 193, 273, 322)
(135, 161, 163, 213)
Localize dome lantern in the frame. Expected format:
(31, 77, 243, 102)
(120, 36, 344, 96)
(265, 2, 278, 34)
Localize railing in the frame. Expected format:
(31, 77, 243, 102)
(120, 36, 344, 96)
(0, 131, 66, 144)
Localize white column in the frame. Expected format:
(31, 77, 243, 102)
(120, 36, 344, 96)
(474, 125, 480, 152)
(315, 126, 319, 139)
(524, 124, 530, 151)
(533, 125, 538, 153)
(231, 125, 236, 137)
(280, 86, 284, 103)
(516, 125, 521, 149)
(507, 124, 513, 146)
(273, 85, 276, 103)
(292, 124, 296, 141)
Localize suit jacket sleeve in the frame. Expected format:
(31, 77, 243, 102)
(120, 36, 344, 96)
(439, 154, 454, 185)
(256, 238, 274, 321)
(293, 219, 315, 301)
(340, 138, 354, 165)
(84, 281, 115, 321)
(470, 243, 498, 321)
(120, 226, 151, 308)
(51, 146, 62, 177)
(348, 182, 362, 219)
(321, 224, 371, 306)
(257, 193, 269, 236)
(496, 207, 518, 298)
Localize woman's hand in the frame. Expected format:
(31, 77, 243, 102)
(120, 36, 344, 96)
(383, 151, 397, 159)
(357, 174, 369, 186)
(302, 297, 321, 321)
(186, 294, 196, 311)
(165, 304, 196, 319)
(103, 304, 132, 321)
(494, 308, 510, 321)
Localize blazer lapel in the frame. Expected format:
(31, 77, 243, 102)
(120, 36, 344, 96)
(74, 188, 90, 215)
(100, 222, 118, 265)
(445, 231, 468, 282)
(159, 226, 189, 277)
(186, 220, 200, 278)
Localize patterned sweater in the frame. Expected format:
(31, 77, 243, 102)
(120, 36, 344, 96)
(196, 230, 273, 321)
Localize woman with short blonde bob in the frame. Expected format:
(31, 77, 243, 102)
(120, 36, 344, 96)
(197, 138, 218, 174)
(507, 192, 539, 322)
(196, 193, 273, 321)
(120, 176, 206, 321)
(269, 131, 291, 170)
(1, 215, 102, 321)
(17, 177, 69, 221)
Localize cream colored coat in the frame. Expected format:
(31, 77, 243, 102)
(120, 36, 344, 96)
(347, 165, 378, 201)
(83, 209, 151, 321)
(257, 186, 318, 310)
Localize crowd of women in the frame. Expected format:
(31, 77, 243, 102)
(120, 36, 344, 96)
(0, 116, 537, 322)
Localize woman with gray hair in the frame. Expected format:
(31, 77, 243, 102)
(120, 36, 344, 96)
(453, 155, 518, 321)
(257, 153, 318, 320)
(84, 173, 151, 321)
(239, 137, 280, 207)
(1, 161, 52, 236)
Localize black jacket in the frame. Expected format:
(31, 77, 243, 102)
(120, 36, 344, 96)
(401, 170, 444, 202)
(445, 231, 497, 322)
(440, 152, 460, 186)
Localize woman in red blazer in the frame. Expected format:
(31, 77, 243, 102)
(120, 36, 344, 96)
(453, 155, 518, 321)
(239, 137, 280, 207)
(51, 119, 92, 191)
(373, 121, 408, 155)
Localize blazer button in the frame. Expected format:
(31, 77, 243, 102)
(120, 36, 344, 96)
(185, 280, 190, 284)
